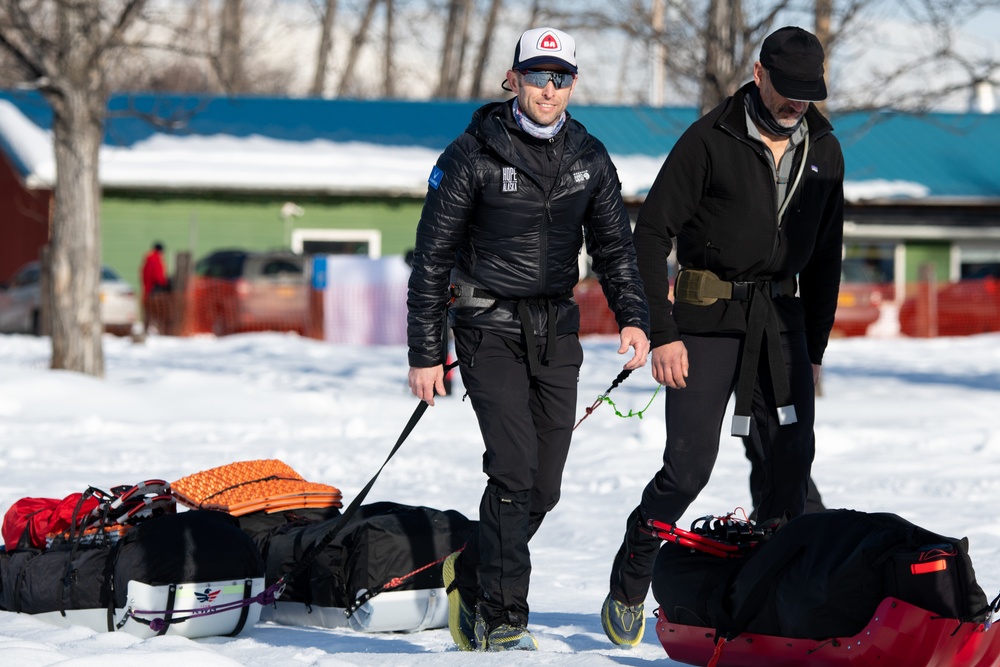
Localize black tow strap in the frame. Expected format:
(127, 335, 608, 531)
(280, 360, 460, 589)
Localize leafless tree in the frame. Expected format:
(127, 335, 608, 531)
(311, 0, 339, 96)
(383, 0, 395, 97)
(0, 0, 150, 377)
(564, 0, 996, 113)
(216, 0, 247, 92)
(468, 0, 503, 99)
(834, 0, 1000, 113)
(435, 0, 474, 98)
(679, 0, 790, 114)
(337, 0, 380, 96)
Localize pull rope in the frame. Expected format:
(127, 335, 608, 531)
(344, 551, 454, 618)
(574, 368, 662, 429)
(598, 384, 661, 420)
(574, 368, 632, 430)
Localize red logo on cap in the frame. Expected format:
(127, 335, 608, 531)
(539, 33, 560, 51)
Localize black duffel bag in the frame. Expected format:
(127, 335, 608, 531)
(652, 509, 991, 640)
(243, 501, 476, 609)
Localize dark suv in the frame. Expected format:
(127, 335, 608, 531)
(188, 250, 309, 336)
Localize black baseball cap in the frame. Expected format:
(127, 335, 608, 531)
(760, 26, 827, 102)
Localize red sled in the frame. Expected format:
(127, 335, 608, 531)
(655, 596, 1000, 667)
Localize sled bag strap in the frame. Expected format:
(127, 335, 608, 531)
(725, 544, 805, 640)
(158, 584, 177, 636)
(226, 579, 255, 637)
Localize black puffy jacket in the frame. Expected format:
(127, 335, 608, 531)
(407, 100, 649, 368)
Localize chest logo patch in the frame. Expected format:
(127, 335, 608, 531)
(572, 170, 590, 183)
(502, 166, 519, 193)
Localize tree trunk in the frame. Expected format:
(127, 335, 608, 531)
(435, 0, 462, 98)
(701, 0, 742, 115)
(468, 0, 502, 99)
(814, 0, 832, 115)
(337, 0, 379, 96)
(450, 0, 473, 98)
(650, 0, 667, 106)
(310, 0, 339, 97)
(218, 0, 245, 92)
(47, 88, 106, 376)
(383, 0, 393, 97)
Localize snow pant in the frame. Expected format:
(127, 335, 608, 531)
(451, 328, 582, 628)
(610, 331, 816, 605)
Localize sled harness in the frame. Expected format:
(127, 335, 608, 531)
(647, 510, 771, 559)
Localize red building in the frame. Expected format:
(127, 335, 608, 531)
(0, 149, 50, 283)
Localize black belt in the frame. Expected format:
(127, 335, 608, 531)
(673, 270, 798, 436)
(450, 284, 573, 377)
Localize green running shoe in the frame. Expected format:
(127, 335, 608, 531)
(485, 623, 538, 651)
(601, 593, 645, 647)
(442, 551, 476, 651)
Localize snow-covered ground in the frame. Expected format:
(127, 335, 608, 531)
(0, 331, 997, 665)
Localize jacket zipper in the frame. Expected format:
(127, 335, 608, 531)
(719, 123, 784, 275)
(489, 115, 593, 295)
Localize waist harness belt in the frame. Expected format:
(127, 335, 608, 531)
(450, 284, 574, 377)
(674, 269, 798, 437)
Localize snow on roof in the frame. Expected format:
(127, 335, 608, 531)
(2, 94, 996, 203)
(842, 179, 930, 201)
(0, 97, 665, 198)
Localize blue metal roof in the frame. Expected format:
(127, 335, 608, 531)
(2, 91, 999, 200)
(834, 110, 1000, 199)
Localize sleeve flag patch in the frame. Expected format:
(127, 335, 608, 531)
(428, 166, 444, 189)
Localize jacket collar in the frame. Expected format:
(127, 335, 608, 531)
(467, 100, 589, 161)
(717, 81, 834, 141)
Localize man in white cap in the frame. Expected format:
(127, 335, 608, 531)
(602, 26, 845, 647)
(407, 26, 649, 651)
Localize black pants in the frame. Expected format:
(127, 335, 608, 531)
(452, 328, 582, 627)
(610, 331, 816, 605)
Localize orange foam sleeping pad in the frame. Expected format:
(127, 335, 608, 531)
(171, 459, 343, 516)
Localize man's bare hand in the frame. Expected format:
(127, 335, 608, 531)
(651, 341, 689, 388)
(619, 326, 650, 370)
(408, 365, 445, 406)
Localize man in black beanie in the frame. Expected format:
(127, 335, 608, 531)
(602, 26, 844, 647)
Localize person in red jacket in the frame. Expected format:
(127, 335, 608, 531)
(140, 242, 170, 332)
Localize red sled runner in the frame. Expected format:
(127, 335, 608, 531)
(648, 510, 1000, 667)
(655, 597, 1000, 667)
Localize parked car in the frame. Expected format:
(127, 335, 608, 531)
(0, 261, 137, 336)
(899, 277, 1000, 337)
(188, 250, 309, 336)
(831, 262, 894, 337)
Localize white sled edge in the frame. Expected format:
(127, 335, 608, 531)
(260, 587, 448, 633)
(31, 578, 265, 639)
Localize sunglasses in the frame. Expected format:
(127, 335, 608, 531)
(519, 70, 575, 89)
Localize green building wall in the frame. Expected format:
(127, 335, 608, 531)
(101, 194, 424, 289)
(903, 242, 951, 284)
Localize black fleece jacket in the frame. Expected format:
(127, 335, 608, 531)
(634, 81, 845, 364)
(407, 100, 649, 368)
